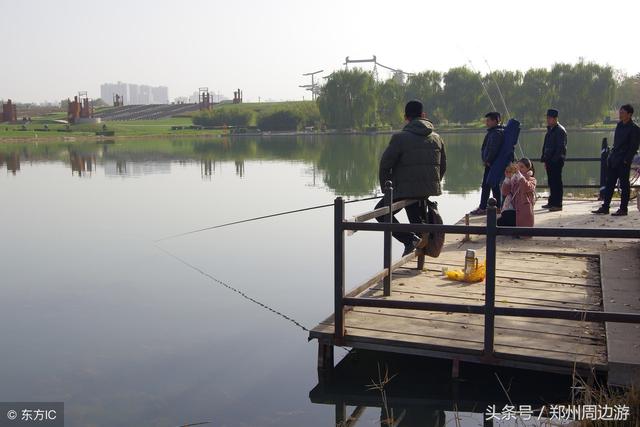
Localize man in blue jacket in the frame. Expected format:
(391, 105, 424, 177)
(592, 104, 640, 216)
(470, 112, 504, 215)
(541, 109, 567, 211)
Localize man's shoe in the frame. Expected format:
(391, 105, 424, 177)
(591, 207, 609, 214)
(548, 206, 563, 212)
(611, 209, 628, 216)
(402, 238, 419, 257)
(469, 208, 486, 216)
(541, 204, 551, 209)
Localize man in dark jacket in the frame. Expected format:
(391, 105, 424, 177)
(377, 100, 446, 256)
(470, 112, 504, 215)
(592, 104, 640, 216)
(541, 109, 567, 211)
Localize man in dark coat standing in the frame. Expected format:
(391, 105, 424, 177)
(541, 109, 567, 211)
(377, 100, 446, 256)
(470, 112, 504, 215)
(592, 104, 640, 216)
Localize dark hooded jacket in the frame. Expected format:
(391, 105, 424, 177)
(379, 118, 446, 199)
(481, 125, 504, 165)
(609, 120, 640, 168)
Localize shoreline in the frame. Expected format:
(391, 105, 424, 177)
(0, 126, 614, 144)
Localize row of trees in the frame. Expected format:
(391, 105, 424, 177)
(317, 61, 640, 129)
(193, 102, 321, 131)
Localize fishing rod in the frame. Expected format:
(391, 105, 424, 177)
(470, 58, 526, 159)
(484, 58, 526, 160)
(458, 45, 512, 132)
(484, 58, 512, 120)
(467, 59, 499, 113)
(155, 194, 382, 243)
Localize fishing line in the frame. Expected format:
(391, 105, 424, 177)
(467, 59, 499, 113)
(456, 44, 499, 113)
(155, 194, 382, 243)
(483, 58, 526, 160)
(155, 243, 352, 351)
(484, 58, 512, 120)
(155, 243, 312, 333)
(458, 45, 528, 162)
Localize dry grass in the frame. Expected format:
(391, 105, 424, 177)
(570, 372, 640, 427)
(363, 364, 397, 427)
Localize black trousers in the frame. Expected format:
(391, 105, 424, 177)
(497, 210, 516, 226)
(375, 197, 425, 245)
(546, 161, 564, 207)
(602, 162, 632, 210)
(479, 166, 501, 210)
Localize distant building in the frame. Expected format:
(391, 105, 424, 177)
(188, 91, 200, 104)
(139, 85, 151, 104)
(100, 81, 128, 104)
(129, 84, 140, 104)
(151, 86, 169, 104)
(100, 82, 169, 105)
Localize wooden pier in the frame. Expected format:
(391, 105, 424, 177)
(310, 197, 640, 385)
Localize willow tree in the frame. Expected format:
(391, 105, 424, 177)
(482, 70, 523, 119)
(376, 78, 405, 127)
(515, 68, 554, 128)
(402, 71, 444, 122)
(317, 69, 377, 129)
(615, 74, 640, 109)
(441, 66, 485, 123)
(550, 60, 616, 126)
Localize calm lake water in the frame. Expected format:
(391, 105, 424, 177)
(0, 130, 609, 426)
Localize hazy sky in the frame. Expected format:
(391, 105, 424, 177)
(2, 0, 639, 103)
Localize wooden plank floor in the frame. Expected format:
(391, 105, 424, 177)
(601, 246, 640, 386)
(310, 199, 640, 374)
(311, 250, 607, 373)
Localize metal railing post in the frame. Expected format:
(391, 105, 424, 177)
(599, 137, 609, 200)
(484, 198, 498, 356)
(383, 181, 393, 296)
(334, 197, 345, 341)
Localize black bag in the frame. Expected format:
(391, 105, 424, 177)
(421, 200, 445, 258)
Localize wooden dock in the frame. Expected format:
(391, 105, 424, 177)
(310, 198, 640, 383)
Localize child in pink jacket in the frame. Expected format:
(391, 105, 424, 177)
(497, 158, 537, 231)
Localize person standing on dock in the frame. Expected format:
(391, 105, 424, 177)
(470, 112, 505, 215)
(540, 109, 567, 211)
(377, 100, 446, 256)
(592, 104, 640, 216)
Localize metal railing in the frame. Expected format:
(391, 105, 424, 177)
(332, 191, 640, 356)
(534, 137, 639, 191)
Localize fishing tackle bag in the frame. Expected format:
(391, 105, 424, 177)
(421, 200, 445, 258)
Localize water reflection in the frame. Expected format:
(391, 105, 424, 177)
(235, 160, 245, 178)
(201, 158, 215, 178)
(69, 150, 96, 177)
(311, 350, 575, 427)
(0, 152, 21, 174)
(103, 160, 172, 176)
(0, 131, 609, 195)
